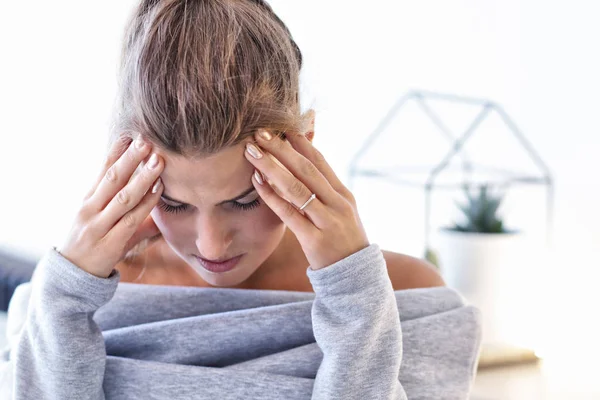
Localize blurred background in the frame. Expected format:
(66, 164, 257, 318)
(1, 1, 599, 398)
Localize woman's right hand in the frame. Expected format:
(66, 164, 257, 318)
(57, 135, 164, 278)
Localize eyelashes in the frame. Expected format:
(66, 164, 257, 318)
(157, 198, 261, 215)
(157, 201, 187, 215)
(230, 198, 261, 211)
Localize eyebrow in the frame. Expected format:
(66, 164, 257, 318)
(160, 185, 256, 206)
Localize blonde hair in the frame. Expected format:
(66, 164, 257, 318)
(108, 0, 308, 273)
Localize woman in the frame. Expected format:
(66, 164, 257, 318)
(2, 1, 483, 399)
(112, 127, 444, 291)
(101, 0, 444, 292)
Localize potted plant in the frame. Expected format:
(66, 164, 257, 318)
(433, 183, 524, 345)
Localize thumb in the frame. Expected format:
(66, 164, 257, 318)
(124, 214, 161, 255)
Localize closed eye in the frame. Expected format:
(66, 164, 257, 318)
(157, 200, 188, 215)
(230, 198, 261, 211)
(157, 197, 261, 214)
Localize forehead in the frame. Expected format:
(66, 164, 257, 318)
(155, 140, 254, 198)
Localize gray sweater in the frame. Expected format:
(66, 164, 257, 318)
(0, 243, 481, 399)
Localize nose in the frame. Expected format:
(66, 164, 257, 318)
(194, 213, 234, 260)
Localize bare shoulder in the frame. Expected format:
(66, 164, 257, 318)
(381, 250, 446, 290)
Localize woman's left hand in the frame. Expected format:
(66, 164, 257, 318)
(244, 127, 370, 271)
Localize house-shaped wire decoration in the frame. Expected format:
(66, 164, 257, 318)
(347, 90, 554, 251)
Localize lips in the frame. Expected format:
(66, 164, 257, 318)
(193, 254, 243, 273)
(197, 255, 237, 263)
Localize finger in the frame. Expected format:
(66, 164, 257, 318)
(285, 131, 351, 199)
(83, 135, 133, 201)
(123, 214, 160, 256)
(251, 169, 318, 236)
(252, 130, 341, 207)
(96, 152, 163, 234)
(87, 135, 153, 212)
(104, 176, 163, 254)
(245, 142, 330, 228)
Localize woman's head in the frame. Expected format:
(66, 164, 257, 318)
(110, 0, 313, 287)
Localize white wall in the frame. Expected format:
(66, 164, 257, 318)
(1, 0, 599, 361)
(4, 1, 597, 256)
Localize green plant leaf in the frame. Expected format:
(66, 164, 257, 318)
(451, 184, 507, 233)
(424, 247, 440, 269)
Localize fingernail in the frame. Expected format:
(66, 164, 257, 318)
(257, 129, 273, 141)
(246, 143, 263, 159)
(253, 170, 263, 185)
(147, 153, 159, 169)
(135, 135, 146, 150)
(152, 177, 162, 193)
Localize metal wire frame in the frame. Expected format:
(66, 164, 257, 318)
(347, 90, 554, 249)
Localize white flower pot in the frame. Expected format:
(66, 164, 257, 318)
(435, 228, 525, 345)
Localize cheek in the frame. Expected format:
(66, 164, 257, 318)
(149, 209, 165, 230)
(149, 209, 181, 243)
(261, 202, 284, 225)
(242, 203, 284, 242)
(240, 204, 286, 262)
(236, 201, 284, 248)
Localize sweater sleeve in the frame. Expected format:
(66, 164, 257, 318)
(305, 243, 407, 400)
(11, 247, 120, 400)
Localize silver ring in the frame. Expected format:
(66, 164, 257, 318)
(299, 193, 316, 210)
